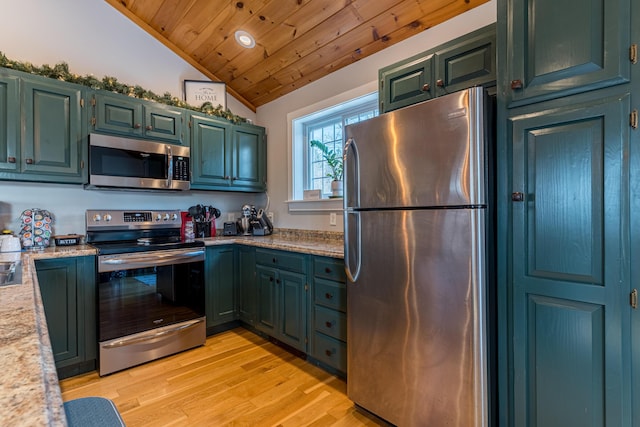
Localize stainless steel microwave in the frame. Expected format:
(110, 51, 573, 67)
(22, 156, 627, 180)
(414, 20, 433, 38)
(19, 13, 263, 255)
(87, 133, 190, 191)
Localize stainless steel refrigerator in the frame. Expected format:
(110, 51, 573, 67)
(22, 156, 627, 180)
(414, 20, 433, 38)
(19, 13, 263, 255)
(344, 87, 493, 426)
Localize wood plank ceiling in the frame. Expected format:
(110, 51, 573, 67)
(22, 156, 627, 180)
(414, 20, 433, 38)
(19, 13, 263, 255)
(105, 0, 490, 112)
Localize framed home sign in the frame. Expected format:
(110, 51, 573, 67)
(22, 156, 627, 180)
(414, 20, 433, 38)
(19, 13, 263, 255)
(184, 80, 226, 109)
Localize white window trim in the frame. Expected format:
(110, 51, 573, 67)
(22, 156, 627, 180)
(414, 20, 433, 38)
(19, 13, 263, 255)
(286, 81, 378, 213)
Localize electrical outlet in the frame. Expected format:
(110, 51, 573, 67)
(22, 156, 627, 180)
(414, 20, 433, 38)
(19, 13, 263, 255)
(329, 212, 337, 226)
(227, 213, 235, 222)
(267, 211, 274, 223)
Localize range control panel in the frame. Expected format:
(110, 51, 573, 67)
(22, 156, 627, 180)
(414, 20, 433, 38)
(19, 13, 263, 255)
(86, 209, 181, 230)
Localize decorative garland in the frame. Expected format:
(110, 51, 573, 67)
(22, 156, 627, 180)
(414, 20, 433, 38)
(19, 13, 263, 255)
(0, 51, 247, 124)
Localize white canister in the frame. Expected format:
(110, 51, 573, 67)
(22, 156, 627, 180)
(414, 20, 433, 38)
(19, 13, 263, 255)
(0, 236, 21, 252)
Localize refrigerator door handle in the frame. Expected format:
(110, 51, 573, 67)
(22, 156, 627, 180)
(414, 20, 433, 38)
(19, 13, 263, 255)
(344, 209, 362, 282)
(343, 138, 359, 209)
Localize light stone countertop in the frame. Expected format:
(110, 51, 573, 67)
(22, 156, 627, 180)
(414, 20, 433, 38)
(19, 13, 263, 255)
(0, 230, 342, 426)
(0, 245, 96, 427)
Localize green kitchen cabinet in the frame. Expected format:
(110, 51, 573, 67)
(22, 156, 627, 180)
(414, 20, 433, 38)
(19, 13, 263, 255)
(503, 0, 631, 108)
(309, 256, 347, 375)
(0, 74, 19, 173)
(205, 245, 238, 330)
(36, 256, 96, 380)
(92, 92, 184, 144)
(0, 69, 87, 183)
(379, 24, 495, 113)
(504, 91, 631, 426)
(237, 245, 257, 326)
(190, 113, 267, 192)
(255, 249, 307, 352)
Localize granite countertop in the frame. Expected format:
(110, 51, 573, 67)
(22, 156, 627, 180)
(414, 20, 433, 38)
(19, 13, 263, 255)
(200, 228, 344, 259)
(0, 230, 342, 426)
(0, 245, 96, 427)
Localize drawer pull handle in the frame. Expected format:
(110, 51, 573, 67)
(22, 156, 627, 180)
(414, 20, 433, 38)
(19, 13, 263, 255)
(325, 349, 335, 356)
(325, 293, 333, 299)
(325, 321, 333, 328)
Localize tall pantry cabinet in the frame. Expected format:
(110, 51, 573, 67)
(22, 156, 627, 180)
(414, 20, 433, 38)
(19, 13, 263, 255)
(497, 0, 637, 426)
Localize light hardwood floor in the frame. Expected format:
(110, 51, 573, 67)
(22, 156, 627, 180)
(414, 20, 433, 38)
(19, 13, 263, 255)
(60, 328, 387, 427)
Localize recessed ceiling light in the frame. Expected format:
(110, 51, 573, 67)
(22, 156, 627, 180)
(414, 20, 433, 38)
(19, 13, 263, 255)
(235, 30, 255, 48)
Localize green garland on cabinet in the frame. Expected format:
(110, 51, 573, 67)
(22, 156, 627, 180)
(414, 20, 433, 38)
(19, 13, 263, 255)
(0, 52, 247, 124)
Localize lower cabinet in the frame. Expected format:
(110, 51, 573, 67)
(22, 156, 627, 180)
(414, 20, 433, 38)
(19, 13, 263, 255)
(35, 256, 96, 379)
(309, 256, 347, 375)
(255, 248, 308, 352)
(205, 246, 238, 330)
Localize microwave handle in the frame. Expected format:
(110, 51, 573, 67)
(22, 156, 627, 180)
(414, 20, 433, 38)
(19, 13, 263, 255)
(166, 145, 173, 188)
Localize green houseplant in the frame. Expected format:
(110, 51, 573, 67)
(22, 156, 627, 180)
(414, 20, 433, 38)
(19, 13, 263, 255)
(310, 140, 343, 197)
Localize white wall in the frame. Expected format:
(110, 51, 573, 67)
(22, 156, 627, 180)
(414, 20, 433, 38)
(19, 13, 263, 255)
(0, 0, 262, 235)
(0, 0, 496, 235)
(256, 1, 496, 231)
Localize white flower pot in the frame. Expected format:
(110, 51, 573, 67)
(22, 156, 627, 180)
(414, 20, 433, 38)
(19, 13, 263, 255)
(330, 180, 343, 198)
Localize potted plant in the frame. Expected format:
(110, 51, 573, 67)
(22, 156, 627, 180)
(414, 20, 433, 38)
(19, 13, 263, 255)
(310, 139, 343, 197)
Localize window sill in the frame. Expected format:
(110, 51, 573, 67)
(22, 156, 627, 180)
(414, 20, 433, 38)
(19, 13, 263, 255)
(286, 198, 343, 213)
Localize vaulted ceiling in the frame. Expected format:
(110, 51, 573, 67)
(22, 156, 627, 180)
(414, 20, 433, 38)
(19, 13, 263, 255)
(105, 0, 489, 111)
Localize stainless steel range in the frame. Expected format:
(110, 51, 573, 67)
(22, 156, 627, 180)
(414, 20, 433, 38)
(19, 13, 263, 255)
(86, 209, 206, 376)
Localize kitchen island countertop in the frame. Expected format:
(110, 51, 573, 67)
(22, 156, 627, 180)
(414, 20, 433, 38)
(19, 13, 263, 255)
(0, 245, 96, 427)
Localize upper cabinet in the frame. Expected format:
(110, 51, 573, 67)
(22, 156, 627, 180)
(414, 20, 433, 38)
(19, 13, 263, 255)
(380, 24, 496, 113)
(92, 92, 184, 144)
(190, 112, 266, 192)
(0, 69, 87, 183)
(504, 0, 631, 107)
(0, 74, 19, 172)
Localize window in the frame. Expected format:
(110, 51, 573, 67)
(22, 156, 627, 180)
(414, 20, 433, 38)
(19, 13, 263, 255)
(291, 92, 378, 201)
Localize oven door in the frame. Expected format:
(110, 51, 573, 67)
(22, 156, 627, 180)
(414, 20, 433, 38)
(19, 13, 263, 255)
(97, 248, 205, 375)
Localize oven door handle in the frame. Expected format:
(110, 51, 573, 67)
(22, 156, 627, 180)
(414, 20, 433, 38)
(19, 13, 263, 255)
(101, 319, 204, 349)
(99, 249, 205, 271)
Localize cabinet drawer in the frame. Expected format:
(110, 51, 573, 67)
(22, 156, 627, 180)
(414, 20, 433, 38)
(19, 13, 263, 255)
(313, 257, 346, 282)
(255, 249, 306, 273)
(313, 332, 347, 373)
(314, 278, 346, 312)
(314, 306, 346, 341)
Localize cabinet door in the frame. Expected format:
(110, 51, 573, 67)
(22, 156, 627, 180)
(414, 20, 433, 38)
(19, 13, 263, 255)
(238, 245, 257, 326)
(22, 79, 84, 181)
(190, 114, 232, 188)
(505, 0, 630, 107)
(205, 246, 237, 329)
(143, 104, 183, 143)
(94, 93, 143, 137)
(0, 75, 19, 172)
(36, 256, 96, 375)
(231, 124, 266, 191)
(379, 53, 434, 113)
(277, 269, 307, 351)
(255, 265, 277, 335)
(434, 24, 496, 96)
(509, 92, 630, 426)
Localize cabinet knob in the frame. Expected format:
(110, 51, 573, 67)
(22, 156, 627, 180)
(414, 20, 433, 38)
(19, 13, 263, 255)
(232, 177, 238, 181)
(146, 125, 152, 131)
(269, 276, 274, 282)
(436, 79, 444, 87)
(325, 349, 334, 356)
(224, 175, 230, 180)
(325, 292, 333, 300)
(421, 83, 430, 92)
(324, 267, 332, 274)
(276, 279, 281, 284)
(25, 158, 34, 164)
(511, 192, 525, 202)
(511, 80, 523, 90)
(7, 156, 16, 163)
(134, 123, 142, 129)
(272, 257, 277, 264)
(325, 321, 333, 328)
